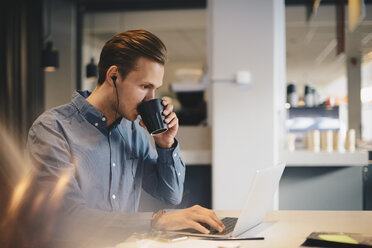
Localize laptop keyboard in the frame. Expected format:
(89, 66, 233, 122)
(210, 217, 238, 235)
(180, 217, 238, 235)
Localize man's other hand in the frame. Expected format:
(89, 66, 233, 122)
(151, 205, 225, 234)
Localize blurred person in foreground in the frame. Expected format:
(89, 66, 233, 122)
(0, 124, 61, 247)
(26, 29, 224, 247)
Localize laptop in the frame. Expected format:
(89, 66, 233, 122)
(168, 163, 286, 238)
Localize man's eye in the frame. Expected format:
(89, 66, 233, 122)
(142, 85, 149, 89)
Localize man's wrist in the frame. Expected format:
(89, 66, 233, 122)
(151, 209, 166, 229)
(155, 139, 175, 149)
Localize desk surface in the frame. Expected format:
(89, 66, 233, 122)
(218, 210, 372, 248)
(115, 210, 372, 248)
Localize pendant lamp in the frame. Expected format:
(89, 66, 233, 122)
(42, 0, 59, 72)
(86, 57, 98, 79)
(86, 13, 98, 79)
(42, 41, 59, 72)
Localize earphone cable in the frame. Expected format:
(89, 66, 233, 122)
(114, 87, 119, 121)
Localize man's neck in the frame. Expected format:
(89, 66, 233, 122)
(86, 85, 118, 127)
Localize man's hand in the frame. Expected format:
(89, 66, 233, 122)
(139, 98, 178, 149)
(151, 205, 226, 234)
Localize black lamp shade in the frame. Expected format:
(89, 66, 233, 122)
(86, 58, 98, 78)
(304, 85, 312, 95)
(42, 41, 59, 71)
(287, 83, 296, 94)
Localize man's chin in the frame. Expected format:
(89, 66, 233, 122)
(126, 114, 139, 122)
(124, 116, 136, 122)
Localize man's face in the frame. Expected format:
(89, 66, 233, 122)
(116, 57, 164, 121)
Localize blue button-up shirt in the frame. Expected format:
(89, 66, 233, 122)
(27, 90, 186, 214)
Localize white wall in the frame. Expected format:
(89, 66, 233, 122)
(208, 0, 286, 210)
(44, 0, 76, 110)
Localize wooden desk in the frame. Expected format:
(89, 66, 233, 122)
(217, 210, 372, 248)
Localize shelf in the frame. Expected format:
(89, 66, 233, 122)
(180, 150, 211, 165)
(280, 150, 368, 167)
(177, 126, 211, 165)
(179, 150, 368, 166)
(170, 82, 207, 92)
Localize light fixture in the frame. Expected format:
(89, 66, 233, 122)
(42, 0, 59, 71)
(42, 41, 59, 72)
(348, 0, 366, 32)
(86, 57, 98, 79)
(86, 13, 98, 79)
(306, 0, 322, 22)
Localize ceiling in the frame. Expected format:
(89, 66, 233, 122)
(83, 1, 372, 94)
(286, 3, 372, 89)
(73, 0, 206, 11)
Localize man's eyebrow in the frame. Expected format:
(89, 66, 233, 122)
(144, 82, 161, 89)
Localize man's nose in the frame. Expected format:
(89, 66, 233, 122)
(144, 91, 155, 101)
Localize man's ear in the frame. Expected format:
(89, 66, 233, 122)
(106, 65, 118, 87)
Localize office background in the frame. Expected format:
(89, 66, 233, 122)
(1, 0, 372, 211)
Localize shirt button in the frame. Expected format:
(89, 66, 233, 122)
(178, 172, 181, 177)
(173, 153, 177, 158)
(112, 194, 116, 199)
(102, 117, 106, 121)
(112, 163, 116, 167)
(94, 122, 98, 127)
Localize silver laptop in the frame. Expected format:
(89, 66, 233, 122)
(168, 163, 286, 238)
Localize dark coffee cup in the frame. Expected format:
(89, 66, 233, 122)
(137, 98, 168, 136)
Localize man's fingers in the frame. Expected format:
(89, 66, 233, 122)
(167, 117, 178, 129)
(195, 214, 224, 233)
(207, 210, 225, 229)
(165, 112, 177, 123)
(139, 120, 147, 129)
(152, 205, 225, 234)
(164, 112, 176, 123)
(164, 112, 179, 129)
(191, 206, 225, 231)
(163, 103, 174, 116)
(187, 220, 210, 234)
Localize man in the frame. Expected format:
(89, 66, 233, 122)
(27, 29, 224, 246)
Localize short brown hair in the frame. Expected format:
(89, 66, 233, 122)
(97, 29, 167, 85)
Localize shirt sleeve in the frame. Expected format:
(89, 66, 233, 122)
(141, 133, 186, 205)
(26, 118, 151, 246)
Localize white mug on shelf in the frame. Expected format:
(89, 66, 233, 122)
(333, 130, 344, 152)
(308, 130, 320, 152)
(321, 130, 333, 153)
(345, 129, 356, 152)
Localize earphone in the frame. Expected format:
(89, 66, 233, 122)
(112, 76, 117, 88)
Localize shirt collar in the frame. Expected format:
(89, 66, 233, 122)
(71, 90, 125, 134)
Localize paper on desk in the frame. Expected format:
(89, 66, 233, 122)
(113, 239, 240, 248)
